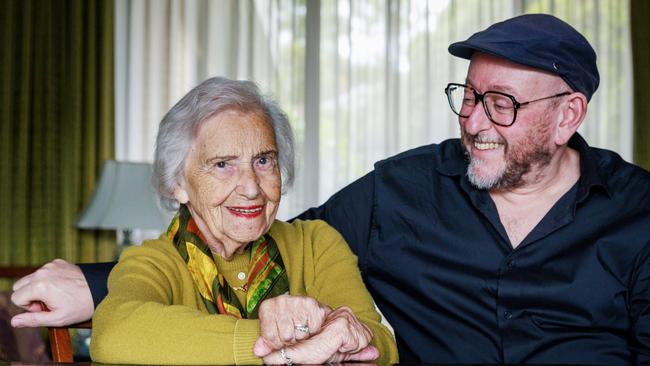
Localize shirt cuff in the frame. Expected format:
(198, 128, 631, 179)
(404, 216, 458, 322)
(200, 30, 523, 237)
(78, 261, 116, 308)
(233, 319, 262, 365)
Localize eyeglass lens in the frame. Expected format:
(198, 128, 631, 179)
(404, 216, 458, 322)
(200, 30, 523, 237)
(447, 85, 515, 126)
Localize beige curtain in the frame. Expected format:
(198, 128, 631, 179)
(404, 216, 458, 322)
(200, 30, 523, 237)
(631, 0, 650, 170)
(0, 0, 116, 289)
(114, 0, 309, 218)
(116, 0, 635, 219)
(319, 0, 632, 201)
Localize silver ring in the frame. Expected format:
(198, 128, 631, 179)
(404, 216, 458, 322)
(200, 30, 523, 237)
(280, 347, 293, 365)
(294, 324, 309, 333)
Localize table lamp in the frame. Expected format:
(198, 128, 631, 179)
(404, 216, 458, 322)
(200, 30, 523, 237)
(76, 160, 172, 247)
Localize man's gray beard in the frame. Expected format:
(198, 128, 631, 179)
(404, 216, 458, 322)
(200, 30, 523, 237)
(466, 154, 503, 189)
(464, 145, 553, 190)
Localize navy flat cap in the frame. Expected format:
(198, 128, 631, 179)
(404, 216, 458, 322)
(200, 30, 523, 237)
(448, 14, 599, 101)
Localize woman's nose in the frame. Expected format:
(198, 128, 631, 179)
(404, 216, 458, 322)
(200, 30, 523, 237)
(235, 166, 261, 199)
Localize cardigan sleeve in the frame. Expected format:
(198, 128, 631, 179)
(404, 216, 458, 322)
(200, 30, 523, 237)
(90, 242, 262, 365)
(298, 220, 399, 365)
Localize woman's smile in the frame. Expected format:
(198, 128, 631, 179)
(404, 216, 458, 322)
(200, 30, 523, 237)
(227, 204, 265, 218)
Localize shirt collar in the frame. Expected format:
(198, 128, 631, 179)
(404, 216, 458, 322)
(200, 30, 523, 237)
(570, 133, 611, 201)
(436, 134, 611, 200)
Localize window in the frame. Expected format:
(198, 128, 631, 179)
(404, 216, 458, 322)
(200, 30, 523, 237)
(115, 0, 631, 218)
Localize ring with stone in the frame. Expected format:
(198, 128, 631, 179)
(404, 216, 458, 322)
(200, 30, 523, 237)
(294, 324, 309, 333)
(280, 347, 293, 365)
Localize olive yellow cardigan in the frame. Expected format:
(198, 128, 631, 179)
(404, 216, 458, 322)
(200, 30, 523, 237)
(90, 219, 398, 365)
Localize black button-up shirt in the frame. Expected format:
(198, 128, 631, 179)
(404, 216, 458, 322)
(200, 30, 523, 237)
(299, 134, 650, 365)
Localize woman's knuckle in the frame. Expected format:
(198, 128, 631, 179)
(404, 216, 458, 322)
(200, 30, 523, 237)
(332, 317, 350, 331)
(260, 328, 274, 339)
(280, 331, 293, 342)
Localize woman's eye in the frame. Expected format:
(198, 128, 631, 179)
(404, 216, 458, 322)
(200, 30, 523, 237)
(256, 156, 275, 170)
(216, 161, 226, 168)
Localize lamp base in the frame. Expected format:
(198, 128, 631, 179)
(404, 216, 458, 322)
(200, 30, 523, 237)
(121, 228, 133, 246)
(114, 228, 134, 259)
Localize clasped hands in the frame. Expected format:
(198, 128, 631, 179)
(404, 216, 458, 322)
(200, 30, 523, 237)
(253, 295, 378, 364)
(9, 260, 378, 364)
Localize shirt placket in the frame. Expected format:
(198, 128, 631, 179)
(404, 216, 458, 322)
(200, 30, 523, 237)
(465, 178, 579, 363)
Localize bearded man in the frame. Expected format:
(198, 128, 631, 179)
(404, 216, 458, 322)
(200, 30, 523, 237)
(11, 13, 650, 365)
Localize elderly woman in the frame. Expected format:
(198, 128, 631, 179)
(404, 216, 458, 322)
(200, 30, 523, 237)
(89, 77, 398, 365)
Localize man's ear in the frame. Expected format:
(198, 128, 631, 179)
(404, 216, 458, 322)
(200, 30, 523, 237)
(555, 92, 588, 145)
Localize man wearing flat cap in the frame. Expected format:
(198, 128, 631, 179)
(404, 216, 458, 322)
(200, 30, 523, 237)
(11, 13, 650, 365)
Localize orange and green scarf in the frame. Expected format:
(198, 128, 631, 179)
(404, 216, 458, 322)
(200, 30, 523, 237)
(166, 205, 289, 319)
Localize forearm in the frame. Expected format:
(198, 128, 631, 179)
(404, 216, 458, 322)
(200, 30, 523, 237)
(314, 275, 398, 365)
(91, 297, 261, 365)
(307, 222, 398, 364)
(90, 244, 262, 365)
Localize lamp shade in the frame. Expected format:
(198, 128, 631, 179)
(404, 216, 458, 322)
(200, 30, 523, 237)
(76, 160, 172, 231)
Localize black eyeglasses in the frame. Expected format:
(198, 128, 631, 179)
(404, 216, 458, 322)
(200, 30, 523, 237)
(444, 83, 571, 127)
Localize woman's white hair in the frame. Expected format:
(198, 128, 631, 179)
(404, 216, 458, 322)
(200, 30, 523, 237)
(152, 77, 295, 211)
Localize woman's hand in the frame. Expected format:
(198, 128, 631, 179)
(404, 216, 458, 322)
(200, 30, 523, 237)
(253, 295, 332, 356)
(260, 306, 378, 364)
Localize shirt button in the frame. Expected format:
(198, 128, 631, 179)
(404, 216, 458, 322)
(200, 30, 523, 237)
(237, 272, 246, 280)
(503, 311, 513, 320)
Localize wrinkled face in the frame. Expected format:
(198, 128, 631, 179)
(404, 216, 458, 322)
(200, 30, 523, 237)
(460, 53, 563, 190)
(174, 109, 281, 255)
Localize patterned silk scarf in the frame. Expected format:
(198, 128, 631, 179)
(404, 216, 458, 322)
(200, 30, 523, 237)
(166, 205, 289, 319)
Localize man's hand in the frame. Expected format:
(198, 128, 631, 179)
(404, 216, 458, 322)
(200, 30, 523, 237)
(260, 306, 378, 364)
(253, 295, 332, 357)
(11, 259, 93, 327)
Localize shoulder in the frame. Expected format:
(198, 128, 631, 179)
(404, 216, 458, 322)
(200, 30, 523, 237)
(589, 146, 650, 199)
(269, 219, 345, 245)
(373, 139, 463, 178)
(364, 139, 464, 198)
(375, 139, 460, 168)
(121, 235, 181, 258)
(115, 236, 186, 274)
(269, 219, 351, 257)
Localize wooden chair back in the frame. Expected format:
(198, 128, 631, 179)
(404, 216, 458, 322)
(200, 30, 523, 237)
(40, 303, 92, 363)
(0, 266, 41, 278)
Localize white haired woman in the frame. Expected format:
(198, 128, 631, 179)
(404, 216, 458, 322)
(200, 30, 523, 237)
(89, 77, 398, 365)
